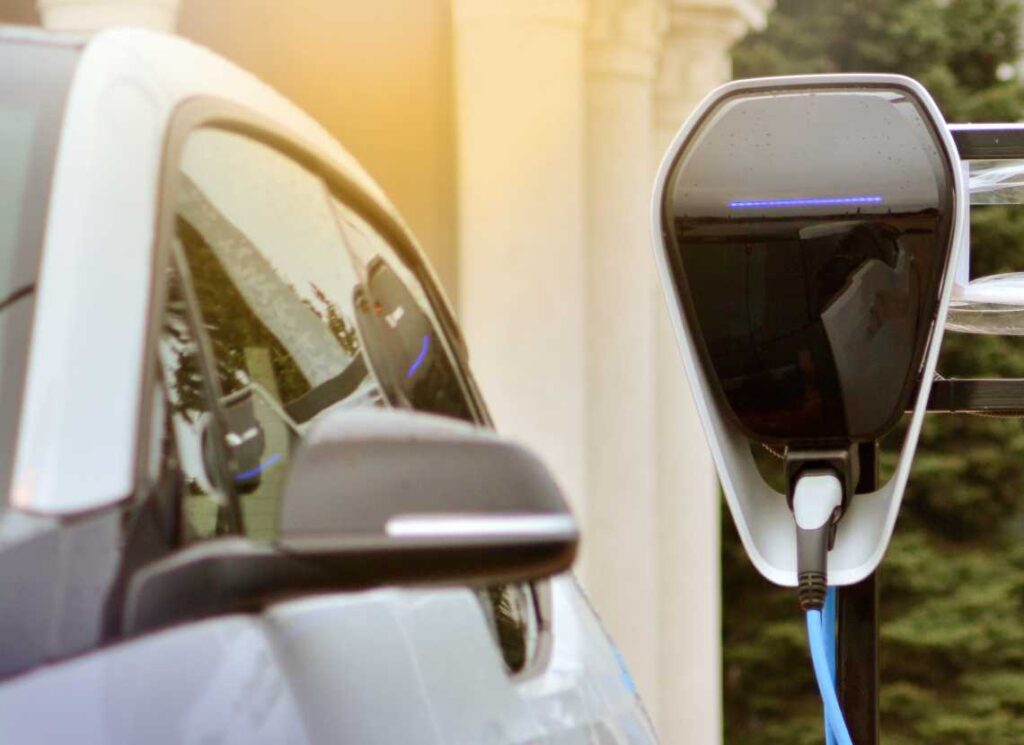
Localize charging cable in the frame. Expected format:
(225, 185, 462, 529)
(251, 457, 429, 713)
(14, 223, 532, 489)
(809, 599, 851, 744)
(824, 586, 838, 745)
(793, 471, 853, 745)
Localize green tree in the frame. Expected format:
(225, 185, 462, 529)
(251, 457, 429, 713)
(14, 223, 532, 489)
(726, 2, 1024, 743)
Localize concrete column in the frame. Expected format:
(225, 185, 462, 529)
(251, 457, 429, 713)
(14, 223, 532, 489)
(651, 3, 770, 743)
(584, 0, 665, 722)
(37, 0, 180, 32)
(452, 0, 589, 520)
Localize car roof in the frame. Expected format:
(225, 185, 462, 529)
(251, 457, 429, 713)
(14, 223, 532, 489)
(9, 27, 426, 516)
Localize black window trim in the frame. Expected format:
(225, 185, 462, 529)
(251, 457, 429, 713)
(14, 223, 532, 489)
(165, 237, 245, 533)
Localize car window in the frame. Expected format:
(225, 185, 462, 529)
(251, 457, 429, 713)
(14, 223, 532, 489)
(166, 127, 480, 544)
(158, 124, 542, 676)
(330, 199, 474, 421)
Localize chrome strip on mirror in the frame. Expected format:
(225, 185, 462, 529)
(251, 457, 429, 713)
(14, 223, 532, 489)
(385, 514, 578, 539)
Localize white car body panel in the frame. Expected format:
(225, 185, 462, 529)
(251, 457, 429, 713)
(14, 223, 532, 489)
(0, 578, 653, 744)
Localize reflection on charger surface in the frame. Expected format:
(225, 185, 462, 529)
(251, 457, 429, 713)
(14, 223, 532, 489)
(663, 86, 955, 444)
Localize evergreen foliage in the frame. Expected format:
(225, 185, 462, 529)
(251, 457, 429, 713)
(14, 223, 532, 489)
(726, 2, 1024, 742)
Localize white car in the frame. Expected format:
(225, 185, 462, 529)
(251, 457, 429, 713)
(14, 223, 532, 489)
(0, 25, 657, 744)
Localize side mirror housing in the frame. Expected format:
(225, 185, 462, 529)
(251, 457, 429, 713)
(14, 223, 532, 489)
(124, 410, 577, 635)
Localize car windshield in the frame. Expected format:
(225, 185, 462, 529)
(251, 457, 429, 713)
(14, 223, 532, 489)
(0, 37, 80, 504)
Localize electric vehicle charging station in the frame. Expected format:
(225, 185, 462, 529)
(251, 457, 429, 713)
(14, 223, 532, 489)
(650, 73, 1024, 744)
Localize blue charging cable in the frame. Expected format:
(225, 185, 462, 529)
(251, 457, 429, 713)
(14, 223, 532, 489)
(807, 586, 853, 745)
(823, 586, 838, 745)
(792, 470, 854, 744)
(792, 472, 853, 745)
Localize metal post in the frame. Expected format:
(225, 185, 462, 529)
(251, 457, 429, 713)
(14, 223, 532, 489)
(836, 441, 880, 744)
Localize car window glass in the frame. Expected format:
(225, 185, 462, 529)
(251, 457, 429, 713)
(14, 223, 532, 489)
(175, 129, 377, 541)
(172, 128, 478, 544)
(331, 200, 474, 421)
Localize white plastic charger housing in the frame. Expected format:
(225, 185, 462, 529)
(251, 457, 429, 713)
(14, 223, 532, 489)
(650, 74, 968, 587)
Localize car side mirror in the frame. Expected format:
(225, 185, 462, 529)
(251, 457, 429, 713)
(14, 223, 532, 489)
(123, 409, 577, 636)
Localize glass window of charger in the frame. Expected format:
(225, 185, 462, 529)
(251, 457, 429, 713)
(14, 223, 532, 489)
(662, 85, 956, 449)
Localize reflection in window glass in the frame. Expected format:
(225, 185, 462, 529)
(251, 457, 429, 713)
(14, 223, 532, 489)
(158, 268, 233, 542)
(177, 130, 378, 541)
(333, 201, 474, 422)
(170, 128, 477, 542)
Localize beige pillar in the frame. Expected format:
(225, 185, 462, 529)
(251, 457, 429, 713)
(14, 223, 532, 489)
(652, 3, 770, 743)
(37, 0, 180, 31)
(452, 0, 589, 518)
(584, 0, 665, 721)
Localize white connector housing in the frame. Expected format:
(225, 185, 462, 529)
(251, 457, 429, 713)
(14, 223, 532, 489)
(793, 472, 844, 531)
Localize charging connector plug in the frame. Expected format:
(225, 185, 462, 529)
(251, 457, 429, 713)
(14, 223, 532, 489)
(792, 469, 844, 611)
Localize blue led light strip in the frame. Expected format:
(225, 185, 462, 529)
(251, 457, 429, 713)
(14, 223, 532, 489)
(406, 334, 431, 379)
(729, 195, 883, 210)
(234, 453, 283, 482)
